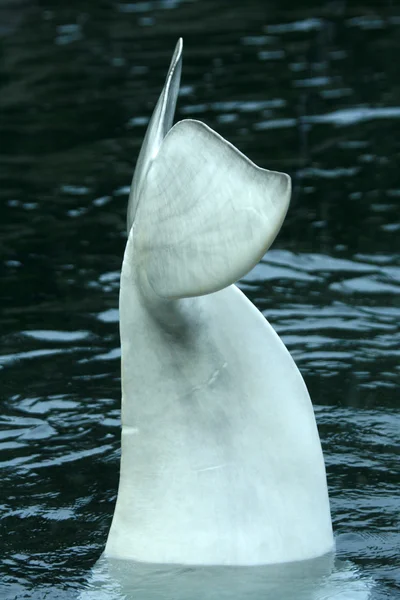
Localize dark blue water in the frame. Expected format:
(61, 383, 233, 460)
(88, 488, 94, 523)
(0, 1, 399, 598)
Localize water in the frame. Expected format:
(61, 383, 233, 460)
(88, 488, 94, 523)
(0, 0, 399, 598)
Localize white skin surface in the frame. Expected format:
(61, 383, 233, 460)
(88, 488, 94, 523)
(105, 39, 334, 565)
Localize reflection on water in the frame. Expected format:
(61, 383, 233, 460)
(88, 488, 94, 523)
(79, 554, 374, 600)
(0, 0, 399, 598)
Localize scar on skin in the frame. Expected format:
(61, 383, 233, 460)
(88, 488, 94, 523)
(195, 464, 227, 472)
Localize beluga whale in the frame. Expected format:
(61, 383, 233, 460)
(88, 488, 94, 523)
(105, 38, 334, 566)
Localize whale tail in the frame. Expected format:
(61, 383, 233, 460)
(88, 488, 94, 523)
(105, 39, 334, 566)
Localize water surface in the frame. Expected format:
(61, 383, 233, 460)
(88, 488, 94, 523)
(0, 1, 399, 598)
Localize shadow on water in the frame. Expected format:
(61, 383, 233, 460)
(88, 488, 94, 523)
(0, 0, 399, 598)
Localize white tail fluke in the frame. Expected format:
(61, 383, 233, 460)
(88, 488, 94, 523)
(127, 38, 183, 233)
(134, 119, 291, 298)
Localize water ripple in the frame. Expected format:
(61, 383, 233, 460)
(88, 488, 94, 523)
(0, 0, 399, 597)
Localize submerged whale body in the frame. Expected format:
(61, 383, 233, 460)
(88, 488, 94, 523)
(82, 554, 374, 600)
(105, 38, 334, 566)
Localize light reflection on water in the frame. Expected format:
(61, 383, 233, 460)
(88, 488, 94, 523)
(0, 0, 399, 598)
